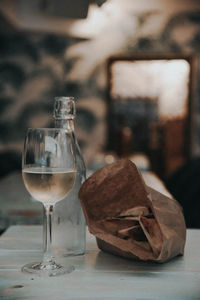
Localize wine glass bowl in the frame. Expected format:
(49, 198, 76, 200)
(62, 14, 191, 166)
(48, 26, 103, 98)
(22, 167, 76, 205)
(22, 128, 76, 276)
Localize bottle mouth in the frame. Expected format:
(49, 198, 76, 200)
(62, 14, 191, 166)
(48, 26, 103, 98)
(55, 96, 74, 102)
(54, 97, 76, 119)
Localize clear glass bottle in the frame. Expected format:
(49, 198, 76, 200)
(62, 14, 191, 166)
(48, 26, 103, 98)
(52, 96, 86, 256)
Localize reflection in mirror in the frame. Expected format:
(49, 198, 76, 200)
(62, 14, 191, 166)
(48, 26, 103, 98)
(107, 56, 193, 180)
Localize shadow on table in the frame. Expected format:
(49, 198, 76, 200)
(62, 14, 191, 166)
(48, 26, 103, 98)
(94, 250, 184, 275)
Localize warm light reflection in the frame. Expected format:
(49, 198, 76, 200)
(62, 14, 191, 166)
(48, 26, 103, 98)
(69, 4, 108, 38)
(66, 1, 138, 81)
(69, 1, 129, 38)
(111, 59, 190, 119)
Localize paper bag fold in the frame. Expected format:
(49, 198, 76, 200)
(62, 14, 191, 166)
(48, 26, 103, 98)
(79, 159, 186, 262)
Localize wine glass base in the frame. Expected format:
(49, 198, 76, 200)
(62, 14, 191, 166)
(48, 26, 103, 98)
(22, 261, 75, 277)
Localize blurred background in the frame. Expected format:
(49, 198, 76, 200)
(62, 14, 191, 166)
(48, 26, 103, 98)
(1, 0, 200, 230)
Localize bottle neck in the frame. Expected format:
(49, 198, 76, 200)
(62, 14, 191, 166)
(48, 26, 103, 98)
(54, 119, 75, 131)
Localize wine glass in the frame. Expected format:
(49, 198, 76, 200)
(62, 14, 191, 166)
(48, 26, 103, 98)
(22, 128, 76, 276)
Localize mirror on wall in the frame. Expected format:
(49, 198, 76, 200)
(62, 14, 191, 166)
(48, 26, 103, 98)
(106, 55, 194, 180)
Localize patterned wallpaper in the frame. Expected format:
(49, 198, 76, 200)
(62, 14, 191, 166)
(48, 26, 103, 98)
(0, 6, 200, 177)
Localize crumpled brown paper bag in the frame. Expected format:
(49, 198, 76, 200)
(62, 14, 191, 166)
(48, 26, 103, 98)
(79, 159, 186, 262)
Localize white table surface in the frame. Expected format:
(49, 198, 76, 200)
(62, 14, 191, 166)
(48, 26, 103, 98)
(0, 226, 200, 300)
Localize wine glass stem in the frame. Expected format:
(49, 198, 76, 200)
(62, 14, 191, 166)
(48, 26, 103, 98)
(43, 204, 54, 264)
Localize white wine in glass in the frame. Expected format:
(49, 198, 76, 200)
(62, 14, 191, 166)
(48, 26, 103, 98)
(22, 128, 76, 276)
(22, 167, 76, 205)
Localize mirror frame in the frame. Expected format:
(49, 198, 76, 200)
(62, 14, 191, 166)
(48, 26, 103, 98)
(106, 54, 196, 179)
